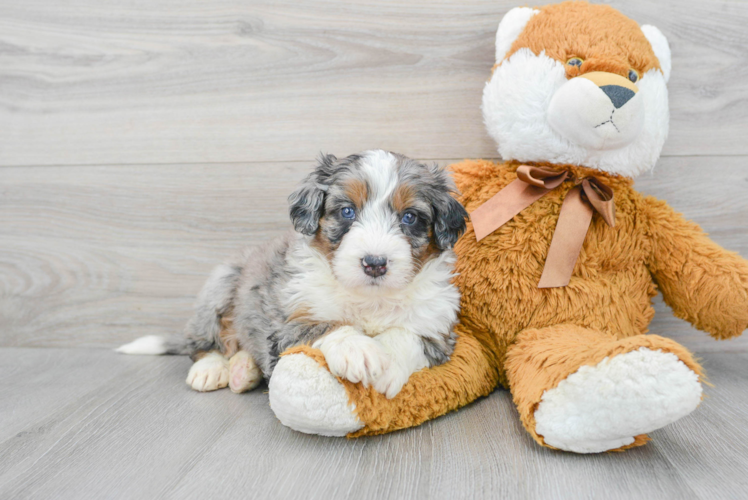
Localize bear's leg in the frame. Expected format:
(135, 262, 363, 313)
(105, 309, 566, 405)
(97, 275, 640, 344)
(269, 326, 499, 436)
(505, 325, 704, 453)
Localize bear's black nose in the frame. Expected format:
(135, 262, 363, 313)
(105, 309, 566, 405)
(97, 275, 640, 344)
(600, 85, 635, 109)
(362, 255, 387, 277)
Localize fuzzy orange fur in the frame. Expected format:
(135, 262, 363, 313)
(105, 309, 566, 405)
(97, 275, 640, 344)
(505, 324, 704, 450)
(506, 2, 661, 79)
(276, 2, 748, 449)
(284, 159, 747, 445)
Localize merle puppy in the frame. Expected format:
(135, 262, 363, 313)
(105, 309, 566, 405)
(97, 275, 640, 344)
(119, 150, 468, 398)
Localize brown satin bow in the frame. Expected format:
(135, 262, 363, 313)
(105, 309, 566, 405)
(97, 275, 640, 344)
(470, 165, 616, 288)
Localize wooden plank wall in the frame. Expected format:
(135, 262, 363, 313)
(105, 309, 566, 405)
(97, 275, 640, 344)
(1, 0, 747, 351)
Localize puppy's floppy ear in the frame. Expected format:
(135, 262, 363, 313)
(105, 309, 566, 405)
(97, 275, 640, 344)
(429, 165, 468, 250)
(288, 154, 337, 235)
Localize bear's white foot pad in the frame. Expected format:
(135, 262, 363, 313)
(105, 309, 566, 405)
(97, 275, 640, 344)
(269, 353, 364, 436)
(534, 347, 702, 453)
(186, 352, 230, 392)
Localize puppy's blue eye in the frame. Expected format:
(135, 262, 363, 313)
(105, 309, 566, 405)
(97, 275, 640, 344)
(341, 207, 356, 220)
(401, 212, 417, 225)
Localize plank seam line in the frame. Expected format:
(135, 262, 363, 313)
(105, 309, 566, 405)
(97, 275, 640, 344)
(0, 154, 746, 169)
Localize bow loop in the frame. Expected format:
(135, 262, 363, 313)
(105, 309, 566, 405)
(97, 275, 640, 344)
(470, 165, 617, 288)
(516, 165, 569, 189)
(581, 178, 616, 227)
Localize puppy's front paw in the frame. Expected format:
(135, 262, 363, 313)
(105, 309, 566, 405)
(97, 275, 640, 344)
(313, 326, 390, 387)
(186, 352, 229, 392)
(373, 363, 411, 399)
(371, 326, 429, 399)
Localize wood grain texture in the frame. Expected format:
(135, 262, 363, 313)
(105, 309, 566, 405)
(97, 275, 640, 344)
(1, 0, 747, 166)
(1, 1, 746, 497)
(0, 348, 745, 499)
(1, 156, 747, 351)
(0, 161, 306, 347)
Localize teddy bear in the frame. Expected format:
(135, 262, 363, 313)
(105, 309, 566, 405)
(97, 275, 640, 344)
(267, 1, 748, 453)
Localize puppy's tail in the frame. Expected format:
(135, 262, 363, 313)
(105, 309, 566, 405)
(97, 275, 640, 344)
(115, 335, 215, 356)
(117, 262, 242, 356)
(116, 335, 168, 355)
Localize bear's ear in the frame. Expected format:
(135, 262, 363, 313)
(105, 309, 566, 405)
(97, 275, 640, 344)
(641, 25, 671, 83)
(495, 7, 539, 63)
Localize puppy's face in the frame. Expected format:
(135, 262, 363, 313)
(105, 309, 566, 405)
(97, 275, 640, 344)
(289, 150, 467, 291)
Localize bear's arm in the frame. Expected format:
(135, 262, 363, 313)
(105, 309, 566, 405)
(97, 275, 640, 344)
(643, 195, 748, 339)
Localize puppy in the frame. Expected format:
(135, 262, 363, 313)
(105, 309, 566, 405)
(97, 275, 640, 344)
(118, 150, 468, 399)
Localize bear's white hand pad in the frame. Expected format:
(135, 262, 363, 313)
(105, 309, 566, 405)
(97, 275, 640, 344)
(269, 353, 364, 436)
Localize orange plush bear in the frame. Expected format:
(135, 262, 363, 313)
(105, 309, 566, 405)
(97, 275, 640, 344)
(269, 1, 748, 452)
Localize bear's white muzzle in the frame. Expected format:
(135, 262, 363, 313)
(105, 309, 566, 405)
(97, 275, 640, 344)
(548, 71, 644, 151)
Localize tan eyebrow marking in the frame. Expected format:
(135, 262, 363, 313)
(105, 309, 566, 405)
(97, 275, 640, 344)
(392, 183, 416, 213)
(343, 178, 369, 209)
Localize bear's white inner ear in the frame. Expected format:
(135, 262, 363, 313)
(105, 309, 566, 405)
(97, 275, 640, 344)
(641, 25, 671, 83)
(495, 7, 540, 63)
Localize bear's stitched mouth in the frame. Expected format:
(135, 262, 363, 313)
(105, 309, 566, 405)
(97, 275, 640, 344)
(594, 110, 620, 133)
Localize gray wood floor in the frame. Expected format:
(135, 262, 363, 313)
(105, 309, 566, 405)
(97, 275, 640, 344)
(1, 0, 747, 498)
(0, 349, 747, 500)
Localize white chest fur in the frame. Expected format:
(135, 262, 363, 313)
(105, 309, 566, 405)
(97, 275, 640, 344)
(283, 239, 460, 341)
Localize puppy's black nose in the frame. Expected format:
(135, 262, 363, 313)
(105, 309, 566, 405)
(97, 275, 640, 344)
(600, 85, 635, 109)
(362, 255, 387, 277)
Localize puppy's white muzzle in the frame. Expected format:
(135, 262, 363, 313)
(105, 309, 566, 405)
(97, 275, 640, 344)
(332, 217, 413, 291)
(548, 72, 644, 151)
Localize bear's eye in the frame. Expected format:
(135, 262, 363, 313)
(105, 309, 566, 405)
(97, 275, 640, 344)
(567, 57, 583, 67)
(628, 69, 639, 83)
